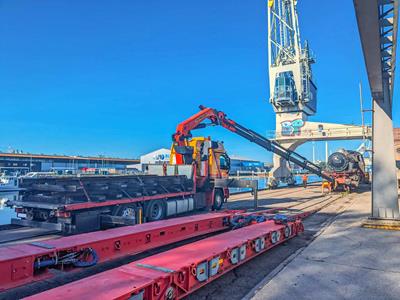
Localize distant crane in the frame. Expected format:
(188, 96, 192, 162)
(268, 0, 317, 116)
(267, 0, 317, 187)
(266, 0, 370, 188)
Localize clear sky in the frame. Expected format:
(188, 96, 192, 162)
(0, 0, 398, 161)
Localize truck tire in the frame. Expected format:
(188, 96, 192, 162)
(145, 199, 166, 221)
(114, 205, 137, 219)
(213, 189, 224, 211)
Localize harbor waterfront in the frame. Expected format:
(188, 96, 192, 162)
(0, 192, 17, 225)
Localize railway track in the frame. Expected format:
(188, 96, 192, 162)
(229, 185, 312, 200)
(287, 194, 338, 211)
(228, 184, 344, 218)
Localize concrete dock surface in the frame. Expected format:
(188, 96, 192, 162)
(249, 190, 400, 300)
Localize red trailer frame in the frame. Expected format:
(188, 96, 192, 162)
(0, 207, 302, 293)
(25, 218, 304, 300)
(0, 212, 232, 292)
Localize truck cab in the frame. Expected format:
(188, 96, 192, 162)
(170, 137, 230, 181)
(170, 136, 230, 209)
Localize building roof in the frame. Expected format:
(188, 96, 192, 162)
(140, 148, 171, 157)
(229, 155, 261, 162)
(0, 153, 139, 163)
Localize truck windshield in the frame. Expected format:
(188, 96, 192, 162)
(219, 155, 230, 170)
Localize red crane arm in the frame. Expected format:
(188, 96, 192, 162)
(172, 105, 236, 146)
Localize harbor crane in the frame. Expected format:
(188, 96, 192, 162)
(267, 0, 370, 187)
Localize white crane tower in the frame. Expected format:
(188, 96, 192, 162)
(268, 0, 317, 117)
(267, 0, 371, 187)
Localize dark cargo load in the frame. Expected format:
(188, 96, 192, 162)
(19, 174, 194, 205)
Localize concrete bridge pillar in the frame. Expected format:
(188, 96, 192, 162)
(271, 140, 305, 186)
(371, 76, 399, 219)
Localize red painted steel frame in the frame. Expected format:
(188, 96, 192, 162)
(63, 191, 194, 211)
(26, 219, 304, 300)
(0, 212, 231, 292)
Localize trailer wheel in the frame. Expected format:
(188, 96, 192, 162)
(113, 204, 136, 217)
(213, 190, 224, 211)
(146, 199, 166, 221)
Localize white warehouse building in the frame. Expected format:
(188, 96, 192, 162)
(128, 148, 171, 171)
(140, 148, 171, 165)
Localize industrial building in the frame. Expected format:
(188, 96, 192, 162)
(229, 155, 269, 175)
(139, 148, 171, 165)
(0, 153, 139, 174)
(129, 148, 268, 175)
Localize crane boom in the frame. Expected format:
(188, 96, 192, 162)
(173, 106, 333, 182)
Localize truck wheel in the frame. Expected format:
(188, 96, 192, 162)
(114, 205, 137, 219)
(146, 199, 166, 221)
(213, 190, 224, 211)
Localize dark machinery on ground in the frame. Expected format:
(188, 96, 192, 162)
(8, 106, 333, 234)
(326, 149, 366, 190)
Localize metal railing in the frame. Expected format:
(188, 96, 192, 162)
(266, 125, 372, 140)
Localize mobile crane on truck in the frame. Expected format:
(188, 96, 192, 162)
(8, 106, 332, 234)
(170, 105, 333, 185)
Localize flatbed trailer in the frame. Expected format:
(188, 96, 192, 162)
(25, 217, 303, 300)
(8, 164, 232, 234)
(1, 208, 296, 293)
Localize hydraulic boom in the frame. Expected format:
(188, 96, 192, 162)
(173, 106, 333, 183)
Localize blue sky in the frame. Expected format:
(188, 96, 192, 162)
(0, 1, 398, 161)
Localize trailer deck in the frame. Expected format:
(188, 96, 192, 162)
(0, 212, 233, 291)
(25, 218, 303, 300)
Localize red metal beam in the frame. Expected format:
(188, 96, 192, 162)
(0, 212, 231, 292)
(62, 191, 195, 211)
(25, 219, 303, 300)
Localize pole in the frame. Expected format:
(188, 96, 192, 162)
(253, 180, 258, 210)
(359, 82, 365, 128)
(312, 142, 315, 163)
(325, 141, 328, 162)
